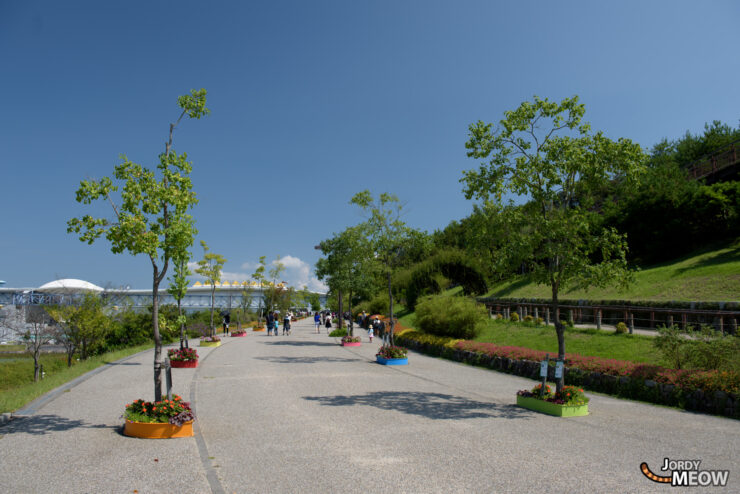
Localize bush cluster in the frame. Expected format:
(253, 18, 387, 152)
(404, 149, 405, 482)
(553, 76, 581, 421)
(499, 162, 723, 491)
(654, 325, 740, 373)
(415, 294, 488, 339)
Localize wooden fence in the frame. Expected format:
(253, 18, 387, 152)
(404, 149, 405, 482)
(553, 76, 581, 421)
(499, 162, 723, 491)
(482, 299, 739, 335)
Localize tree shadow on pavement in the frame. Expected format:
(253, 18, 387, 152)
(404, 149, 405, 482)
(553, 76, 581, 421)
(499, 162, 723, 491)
(2, 414, 116, 435)
(263, 340, 337, 347)
(304, 391, 532, 420)
(254, 356, 362, 364)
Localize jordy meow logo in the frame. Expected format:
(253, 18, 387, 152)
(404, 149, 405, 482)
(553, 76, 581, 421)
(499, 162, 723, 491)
(641, 458, 730, 487)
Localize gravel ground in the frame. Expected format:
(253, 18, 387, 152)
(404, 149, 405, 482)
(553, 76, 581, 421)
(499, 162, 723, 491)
(1, 318, 738, 493)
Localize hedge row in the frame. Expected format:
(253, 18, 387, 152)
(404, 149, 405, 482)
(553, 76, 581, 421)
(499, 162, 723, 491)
(395, 330, 740, 419)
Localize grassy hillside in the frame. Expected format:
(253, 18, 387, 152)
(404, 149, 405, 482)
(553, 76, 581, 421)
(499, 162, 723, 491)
(483, 239, 740, 302)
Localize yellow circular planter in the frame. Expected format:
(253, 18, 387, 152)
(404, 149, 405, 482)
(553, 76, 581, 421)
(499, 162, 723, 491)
(123, 419, 194, 439)
(252, 328, 265, 332)
(199, 340, 221, 347)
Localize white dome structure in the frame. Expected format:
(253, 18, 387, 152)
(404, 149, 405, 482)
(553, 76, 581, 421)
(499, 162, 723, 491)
(37, 279, 104, 293)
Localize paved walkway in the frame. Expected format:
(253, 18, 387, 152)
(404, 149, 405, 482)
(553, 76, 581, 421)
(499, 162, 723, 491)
(1, 318, 738, 493)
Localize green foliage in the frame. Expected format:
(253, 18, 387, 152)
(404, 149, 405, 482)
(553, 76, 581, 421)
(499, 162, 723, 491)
(403, 249, 488, 310)
(523, 315, 533, 323)
(461, 95, 647, 379)
(351, 190, 418, 344)
(556, 385, 589, 406)
(66, 89, 208, 401)
(316, 225, 377, 320)
(329, 328, 345, 337)
(195, 240, 227, 335)
(510, 312, 519, 322)
(615, 322, 628, 334)
(654, 325, 740, 372)
(415, 294, 488, 339)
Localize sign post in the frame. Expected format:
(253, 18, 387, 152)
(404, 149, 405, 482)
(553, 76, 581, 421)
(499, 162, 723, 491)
(539, 354, 549, 398)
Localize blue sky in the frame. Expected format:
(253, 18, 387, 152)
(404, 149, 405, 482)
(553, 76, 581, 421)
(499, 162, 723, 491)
(1, 1, 739, 291)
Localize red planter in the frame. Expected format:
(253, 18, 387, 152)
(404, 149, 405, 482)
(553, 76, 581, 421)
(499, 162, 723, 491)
(170, 360, 198, 368)
(231, 332, 247, 337)
(341, 341, 362, 347)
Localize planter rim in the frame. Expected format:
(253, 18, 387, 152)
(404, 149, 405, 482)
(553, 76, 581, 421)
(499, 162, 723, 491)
(516, 394, 588, 417)
(123, 419, 194, 439)
(376, 356, 409, 365)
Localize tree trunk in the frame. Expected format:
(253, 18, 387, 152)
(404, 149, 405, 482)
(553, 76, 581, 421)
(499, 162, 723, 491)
(348, 289, 353, 337)
(551, 282, 565, 393)
(209, 284, 216, 337)
(67, 348, 73, 367)
(338, 290, 343, 330)
(152, 275, 163, 402)
(387, 270, 394, 347)
(178, 299, 185, 350)
(33, 349, 41, 382)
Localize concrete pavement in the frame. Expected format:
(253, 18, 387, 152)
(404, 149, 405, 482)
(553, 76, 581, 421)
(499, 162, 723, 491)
(1, 317, 738, 493)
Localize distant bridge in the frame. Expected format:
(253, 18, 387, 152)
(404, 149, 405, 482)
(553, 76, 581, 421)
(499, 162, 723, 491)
(686, 139, 739, 183)
(0, 284, 327, 311)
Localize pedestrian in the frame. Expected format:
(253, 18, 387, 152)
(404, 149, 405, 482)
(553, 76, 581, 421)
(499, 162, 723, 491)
(314, 312, 321, 333)
(283, 312, 291, 335)
(266, 311, 274, 336)
(325, 313, 332, 333)
(367, 325, 374, 343)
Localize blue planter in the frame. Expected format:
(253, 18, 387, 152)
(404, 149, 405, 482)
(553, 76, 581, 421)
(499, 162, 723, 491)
(376, 356, 408, 365)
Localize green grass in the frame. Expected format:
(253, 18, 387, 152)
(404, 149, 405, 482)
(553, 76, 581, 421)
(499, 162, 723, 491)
(399, 302, 663, 365)
(483, 239, 740, 302)
(475, 319, 662, 364)
(0, 343, 153, 413)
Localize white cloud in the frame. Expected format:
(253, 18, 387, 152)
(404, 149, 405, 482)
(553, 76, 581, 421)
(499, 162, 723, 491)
(187, 256, 327, 292)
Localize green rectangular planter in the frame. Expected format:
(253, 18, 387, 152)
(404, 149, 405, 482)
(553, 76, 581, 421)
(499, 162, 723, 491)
(516, 395, 588, 417)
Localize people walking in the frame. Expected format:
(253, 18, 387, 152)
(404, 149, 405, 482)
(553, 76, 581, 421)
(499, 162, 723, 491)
(266, 311, 274, 336)
(314, 312, 321, 333)
(325, 313, 332, 333)
(283, 312, 291, 335)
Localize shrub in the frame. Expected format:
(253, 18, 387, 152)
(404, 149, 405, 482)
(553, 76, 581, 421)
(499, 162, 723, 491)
(653, 325, 691, 369)
(535, 317, 544, 325)
(523, 315, 534, 324)
(554, 386, 589, 406)
(329, 328, 346, 337)
(415, 294, 488, 339)
(615, 322, 628, 334)
(510, 312, 520, 322)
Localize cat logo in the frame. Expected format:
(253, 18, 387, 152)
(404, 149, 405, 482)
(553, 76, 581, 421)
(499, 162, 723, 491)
(641, 459, 730, 487)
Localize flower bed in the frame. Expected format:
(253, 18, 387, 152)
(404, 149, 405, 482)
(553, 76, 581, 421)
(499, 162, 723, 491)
(341, 335, 361, 346)
(168, 348, 198, 362)
(231, 330, 247, 337)
(376, 345, 408, 365)
(396, 330, 740, 418)
(123, 395, 195, 438)
(516, 384, 589, 417)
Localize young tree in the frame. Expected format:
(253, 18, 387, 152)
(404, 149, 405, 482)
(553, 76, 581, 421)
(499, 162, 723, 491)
(47, 292, 111, 366)
(266, 255, 286, 313)
(316, 225, 376, 336)
(251, 256, 267, 327)
(20, 307, 56, 382)
(194, 240, 227, 337)
(351, 191, 415, 346)
(67, 89, 207, 401)
(461, 95, 646, 391)
(167, 252, 191, 349)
